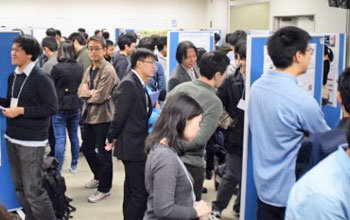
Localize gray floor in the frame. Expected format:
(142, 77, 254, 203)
(60, 144, 237, 220)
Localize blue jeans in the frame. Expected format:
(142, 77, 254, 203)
(52, 110, 80, 170)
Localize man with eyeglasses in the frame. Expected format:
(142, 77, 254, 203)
(106, 48, 154, 219)
(77, 35, 119, 203)
(248, 26, 330, 219)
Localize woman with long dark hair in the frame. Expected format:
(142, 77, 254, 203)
(144, 93, 211, 220)
(51, 40, 83, 171)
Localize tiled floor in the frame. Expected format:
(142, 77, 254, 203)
(60, 147, 237, 220)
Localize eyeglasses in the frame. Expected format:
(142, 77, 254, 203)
(307, 47, 314, 56)
(142, 60, 156, 66)
(88, 47, 103, 51)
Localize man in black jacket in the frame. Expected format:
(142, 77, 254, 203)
(106, 48, 154, 219)
(0, 35, 58, 220)
(210, 40, 247, 220)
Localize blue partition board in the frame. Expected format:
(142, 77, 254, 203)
(125, 29, 135, 34)
(168, 31, 214, 76)
(243, 35, 325, 219)
(115, 28, 121, 44)
(322, 33, 345, 128)
(0, 32, 21, 211)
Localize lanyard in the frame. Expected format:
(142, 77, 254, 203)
(11, 73, 29, 99)
(176, 156, 196, 202)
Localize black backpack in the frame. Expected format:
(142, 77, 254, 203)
(42, 156, 76, 220)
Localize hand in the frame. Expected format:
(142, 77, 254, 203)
(105, 139, 116, 151)
(2, 107, 24, 118)
(155, 100, 160, 109)
(194, 200, 211, 218)
(82, 83, 90, 91)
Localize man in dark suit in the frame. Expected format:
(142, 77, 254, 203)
(296, 67, 350, 180)
(168, 41, 199, 91)
(106, 48, 154, 219)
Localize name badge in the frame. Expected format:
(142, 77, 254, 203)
(237, 99, 246, 111)
(10, 97, 18, 107)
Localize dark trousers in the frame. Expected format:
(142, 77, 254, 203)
(206, 135, 226, 172)
(122, 161, 148, 219)
(5, 140, 56, 220)
(185, 164, 204, 201)
(257, 199, 286, 220)
(212, 153, 242, 213)
(48, 118, 55, 156)
(82, 123, 112, 193)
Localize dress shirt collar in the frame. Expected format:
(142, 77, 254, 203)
(15, 61, 35, 77)
(131, 69, 145, 87)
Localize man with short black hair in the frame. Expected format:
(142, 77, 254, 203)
(167, 51, 230, 201)
(0, 35, 58, 220)
(226, 30, 247, 75)
(104, 39, 115, 63)
(106, 48, 154, 219)
(42, 36, 58, 74)
(156, 36, 167, 78)
(69, 32, 92, 73)
(248, 26, 329, 219)
(78, 35, 119, 203)
(113, 34, 136, 80)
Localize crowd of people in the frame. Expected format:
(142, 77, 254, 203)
(0, 25, 349, 220)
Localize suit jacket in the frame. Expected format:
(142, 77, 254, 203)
(168, 64, 198, 92)
(107, 71, 153, 161)
(295, 118, 348, 180)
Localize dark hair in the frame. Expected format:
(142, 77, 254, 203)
(78, 28, 86, 33)
(13, 35, 40, 61)
(156, 36, 167, 51)
(57, 40, 77, 62)
(214, 33, 221, 42)
(176, 41, 197, 64)
(118, 34, 135, 50)
(130, 48, 156, 69)
(126, 32, 138, 42)
(87, 35, 106, 48)
(267, 26, 311, 69)
(138, 37, 155, 51)
(106, 39, 114, 48)
(94, 30, 101, 36)
(145, 93, 202, 155)
(338, 67, 350, 113)
(102, 31, 110, 40)
(235, 40, 246, 60)
(55, 29, 61, 37)
(68, 32, 86, 46)
(199, 51, 230, 79)
(46, 28, 56, 37)
(226, 30, 247, 46)
(324, 45, 334, 62)
(196, 47, 207, 65)
(41, 37, 58, 52)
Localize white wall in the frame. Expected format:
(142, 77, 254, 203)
(0, 0, 211, 42)
(209, 0, 229, 40)
(269, 0, 348, 33)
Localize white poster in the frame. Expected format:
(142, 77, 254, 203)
(323, 34, 339, 107)
(178, 32, 212, 52)
(263, 43, 317, 95)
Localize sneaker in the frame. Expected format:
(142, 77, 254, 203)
(69, 166, 77, 174)
(85, 179, 99, 189)
(209, 210, 221, 220)
(88, 191, 111, 203)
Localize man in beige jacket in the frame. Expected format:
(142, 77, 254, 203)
(78, 35, 119, 203)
